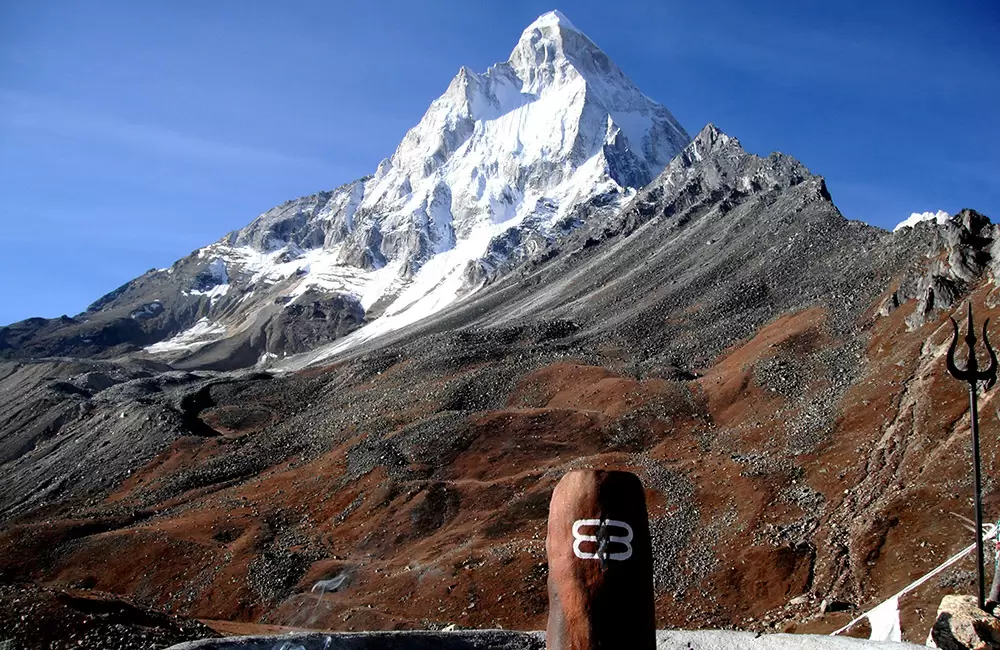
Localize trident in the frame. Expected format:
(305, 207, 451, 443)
(945, 303, 998, 610)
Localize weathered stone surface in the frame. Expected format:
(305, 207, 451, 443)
(927, 594, 1000, 649)
(167, 631, 545, 650)
(164, 630, 926, 650)
(546, 469, 655, 650)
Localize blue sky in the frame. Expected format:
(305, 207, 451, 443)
(1, 0, 997, 324)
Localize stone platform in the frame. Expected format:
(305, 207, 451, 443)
(166, 629, 924, 649)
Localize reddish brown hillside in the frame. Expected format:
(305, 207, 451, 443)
(4, 287, 999, 644)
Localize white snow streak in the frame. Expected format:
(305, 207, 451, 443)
(145, 318, 226, 354)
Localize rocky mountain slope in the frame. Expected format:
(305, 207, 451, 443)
(0, 10, 688, 371)
(1, 11, 997, 649)
(2, 110, 997, 645)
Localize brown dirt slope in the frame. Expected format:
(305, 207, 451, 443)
(3, 291, 1000, 645)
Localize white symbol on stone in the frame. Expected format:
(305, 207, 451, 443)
(572, 518, 633, 561)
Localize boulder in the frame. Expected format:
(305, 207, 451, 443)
(545, 469, 655, 650)
(927, 594, 1000, 649)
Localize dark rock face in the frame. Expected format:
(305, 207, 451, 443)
(0, 262, 212, 361)
(166, 291, 366, 371)
(881, 208, 995, 329)
(229, 179, 369, 253)
(546, 470, 655, 650)
(262, 292, 366, 357)
(335, 217, 388, 270)
(0, 314, 149, 358)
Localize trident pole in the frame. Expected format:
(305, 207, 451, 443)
(945, 303, 998, 610)
(970, 378, 986, 609)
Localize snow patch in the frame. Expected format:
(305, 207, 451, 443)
(145, 318, 226, 354)
(213, 244, 375, 301)
(284, 220, 522, 370)
(191, 283, 230, 302)
(893, 210, 951, 232)
(255, 351, 280, 368)
(190, 258, 231, 303)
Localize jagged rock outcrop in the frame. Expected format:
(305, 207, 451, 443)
(880, 209, 994, 328)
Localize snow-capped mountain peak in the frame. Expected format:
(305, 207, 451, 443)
(63, 11, 693, 368)
(528, 8, 577, 30)
(508, 9, 593, 90)
(330, 10, 690, 280)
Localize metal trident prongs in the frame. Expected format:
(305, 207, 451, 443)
(945, 302, 998, 610)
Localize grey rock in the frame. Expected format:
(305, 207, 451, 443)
(163, 630, 923, 650)
(927, 594, 1000, 649)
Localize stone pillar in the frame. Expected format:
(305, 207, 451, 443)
(545, 469, 655, 650)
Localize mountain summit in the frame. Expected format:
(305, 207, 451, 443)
(0, 11, 690, 369)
